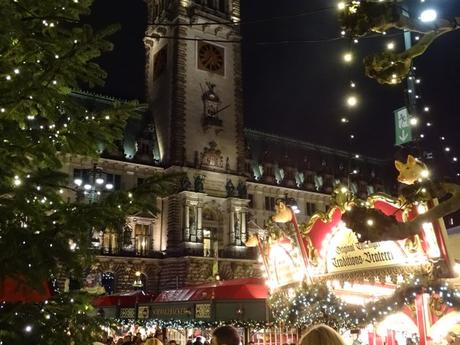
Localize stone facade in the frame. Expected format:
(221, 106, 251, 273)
(68, 0, 392, 295)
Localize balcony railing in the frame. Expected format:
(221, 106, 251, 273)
(173, 245, 257, 260)
(95, 248, 164, 259)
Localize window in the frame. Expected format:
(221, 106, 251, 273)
(101, 272, 116, 295)
(265, 196, 276, 211)
(102, 229, 118, 254)
(134, 223, 151, 256)
(306, 202, 316, 216)
(218, 0, 227, 12)
(153, 45, 167, 80)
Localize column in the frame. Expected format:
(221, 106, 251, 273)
(197, 206, 203, 241)
(241, 211, 247, 243)
(230, 210, 235, 244)
(184, 204, 190, 241)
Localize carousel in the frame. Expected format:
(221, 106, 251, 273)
(245, 155, 460, 345)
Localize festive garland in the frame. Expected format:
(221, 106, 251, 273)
(269, 279, 460, 329)
(114, 318, 272, 330)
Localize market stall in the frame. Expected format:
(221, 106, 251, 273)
(247, 156, 460, 345)
(95, 278, 300, 345)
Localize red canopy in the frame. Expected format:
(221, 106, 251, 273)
(154, 278, 268, 302)
(0, 277, 51, 303)
(92, 290, 156, 307)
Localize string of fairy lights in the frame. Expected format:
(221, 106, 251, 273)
(335, 0, 460, 179)
(143, 1, 460, 179)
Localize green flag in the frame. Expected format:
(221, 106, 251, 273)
(394, 107, 412, 145)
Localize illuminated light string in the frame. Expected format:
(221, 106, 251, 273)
(334, 0, 459, 178)
(269, 278, 460, 329)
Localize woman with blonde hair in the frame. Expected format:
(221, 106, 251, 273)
(299, 325, 346, 345)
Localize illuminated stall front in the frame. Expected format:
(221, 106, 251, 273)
(248, 157, 460, 345)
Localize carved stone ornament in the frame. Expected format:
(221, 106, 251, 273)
(201, 82, 228, 133)
(200, 141, 224, 170)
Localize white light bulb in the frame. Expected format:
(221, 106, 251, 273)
(386, 42, 395, 50)
(105, 183, 114, 190)
(424, 106, 430, 112)
(25, 325, 32, 333)
(419, 9, 437, 23)
(83, 184, 91, 190)
(95, 177, 104, 185)
(74, 178, 82, 186)
(445, 147, 451, 152)
(346, 96, 357, 107)
(366, 219, 374, 226)
(337, 1, 346, 10)
(410, 117, 418, 126)
(343, 52, 353, 63)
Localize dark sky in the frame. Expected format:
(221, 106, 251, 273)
(87, 0, 460, 173)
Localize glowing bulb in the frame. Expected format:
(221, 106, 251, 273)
(341, 117, 348, 123)
(350, 81, 356, 88)
(417, 204, 426, 214)
(346, 96, 357, 107)
(83, 184, 91, 190)
(340, 186, 348, 193)
(420, 170, 430, 178)
(409, 117, 418, 126)
(453, 157, 458, 162)
(419, 9, 437, 23)
(343, 52, 353, 63)
(74, 178, 82, 186)
(95, 177, 104, 185)
(105, 183, 113, 190)
(337, 1, 346, 10)
(135, 271, 141, 277)
(445, 147, 451, 152)
(386, 41, 395, 50)
(366, 219, 374, 226)
(25, 325, 32, 333)
(355, 154, 360, 158)
(424, 106, 430, 112)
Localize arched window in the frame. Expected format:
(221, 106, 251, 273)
(101, 272, 116, 295)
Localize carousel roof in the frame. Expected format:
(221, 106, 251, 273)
(154, 278, 268, 302)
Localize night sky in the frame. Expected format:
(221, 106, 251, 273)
(87, 0, 460, 174)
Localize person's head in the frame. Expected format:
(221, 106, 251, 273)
(249, 342, 255, 345)
(212, 326, 240, 345)
(300, 325, 346, 345)
(169, 340, 177, 345)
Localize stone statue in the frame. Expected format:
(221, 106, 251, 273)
(194, 175, 204, 193)
(180, 175, 192, 191)
(226, 179, 235, 197)
(237, 180, 247, 198)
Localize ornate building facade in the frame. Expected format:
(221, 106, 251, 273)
(68, 0, 392, 295)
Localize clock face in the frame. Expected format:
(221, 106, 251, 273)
(197, 42, 225, 75)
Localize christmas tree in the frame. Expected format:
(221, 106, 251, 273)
(0, 0, 176, 343)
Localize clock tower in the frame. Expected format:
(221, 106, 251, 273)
(144, 0, 245, 173)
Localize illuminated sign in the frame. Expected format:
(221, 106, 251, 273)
(325, 225, 427, 274)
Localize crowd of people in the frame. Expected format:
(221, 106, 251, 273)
(95, 324, 346, 345)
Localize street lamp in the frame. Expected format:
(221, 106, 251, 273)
(73, 164, 114, 201)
